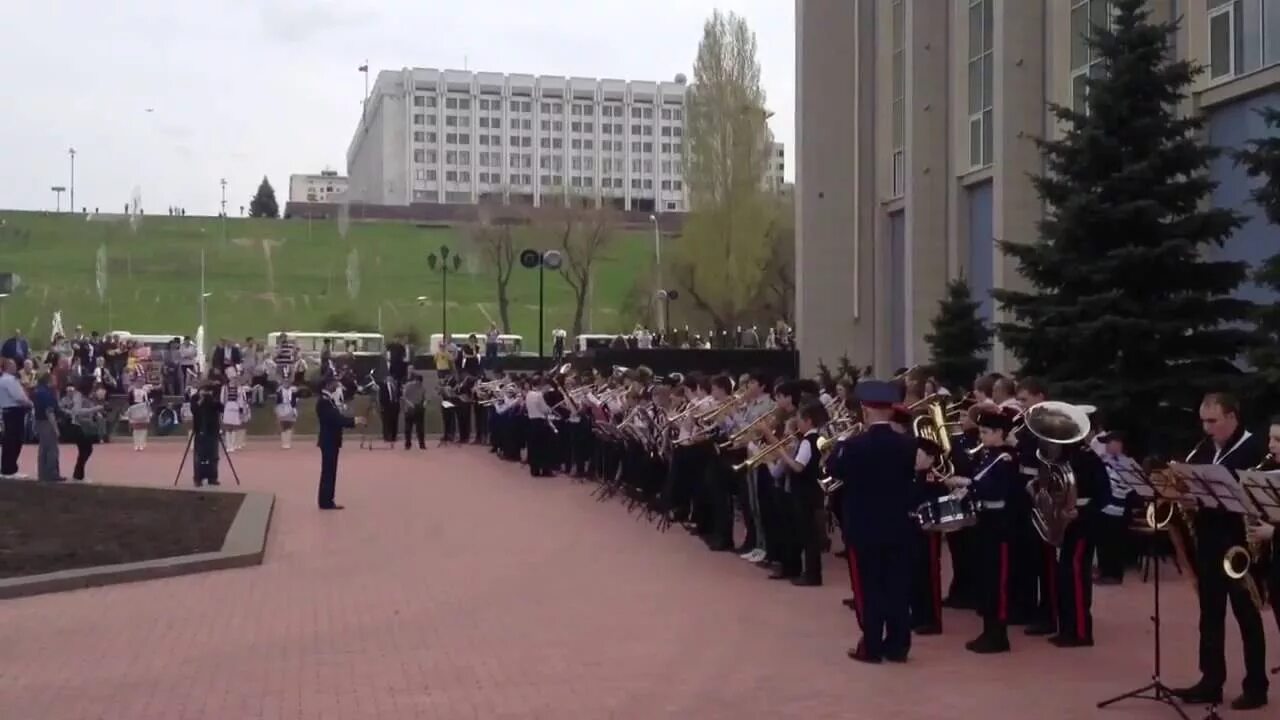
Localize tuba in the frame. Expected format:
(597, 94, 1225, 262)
(911, 401, 956, 478)
(1023, 401, 1091, 547)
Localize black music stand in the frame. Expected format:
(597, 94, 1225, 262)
(1235, 469, 1280, 676)
(1097, 461, 1208, 720)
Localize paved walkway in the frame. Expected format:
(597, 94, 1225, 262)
(0, 440, 1275, 720)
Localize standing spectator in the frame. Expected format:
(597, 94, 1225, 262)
(61, 382, 105, 482)
(178, 336, 198, 391)
(18, 358, 36, 391)
(31, 373, 65, 482)
(1, 329, 30, 365)
(0, 359, 33, 478)
(484, 323, 500, 368)
(386, 334, 408, 382)
(552, 329, 566, 363)
(433, 341, 453, 380)
(103, 333, 126, 381)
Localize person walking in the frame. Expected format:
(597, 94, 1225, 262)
(0, 359, 33, 479)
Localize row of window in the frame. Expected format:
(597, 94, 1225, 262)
(412, 148, 684, 175)
(1209, 0, 1280, 82)
(411, 168, 683, 193)
(412, 113, 680, 135)
(411, 129, 684, 156)
(410, 95, 682, 118)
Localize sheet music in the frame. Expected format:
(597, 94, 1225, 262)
(1236, 470, 1280, 523)
(1110, 464, 1159, 500)
(1170, 464, 1244, 513)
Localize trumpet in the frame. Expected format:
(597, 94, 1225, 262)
(718, 406, 778, 450)
(733, 429, 801, 472)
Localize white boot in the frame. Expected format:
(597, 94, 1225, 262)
(138, 429, 147, 450)
(132, 429, 144, 450)
(282, 430, 292, 449)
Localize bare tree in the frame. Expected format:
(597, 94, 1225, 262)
(534, 195, 618, 338)
(468, 200, 520, 333)
(672, 10, 774, 331)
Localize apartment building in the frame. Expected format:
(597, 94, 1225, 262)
(796, 0, 1280, 374)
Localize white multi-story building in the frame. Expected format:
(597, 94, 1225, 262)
(346, 67, 692, 212)
(764, 141, 787, 194)
(288, 170, 348, 203)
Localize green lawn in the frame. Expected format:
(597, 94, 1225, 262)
(0, 210, 657, 346)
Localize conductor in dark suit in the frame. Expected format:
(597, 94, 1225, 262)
(829, 380, 918, 664)
(316, 377, 364, 510)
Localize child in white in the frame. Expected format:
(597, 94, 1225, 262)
(275, 379, 299, 449)
(221, 371, 245, 452)
(125, 379, 152, 451)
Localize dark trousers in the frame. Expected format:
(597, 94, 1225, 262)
(1013, 513, 1053, 625)
(193, 433, 219, 485)
(474, 403, 488, 443)
(756, 469, 781, 560)
(1056, 519, 1095, 642)
(403, 407, 425, 448)
(1, 406, 28, 475)
(456, 401, 472, 442)
(708, 455, 742, 549)
(945, 527, 979, 607)
(912, 530, 944, 630)
(318, 444, 340, 508)
(441, 406, 457, 440)
(1194, 515, 1269, 695)
(72, 427, 95, 480)
(570, 420, 592, 476)
(977, 514, 1012, 641)
(784, 487, 824, 583)
(1095, 512, 1128, 581)
(380, 403, 399, 443)
(847, 540, 912, 660)
(526, 419, 550, 475)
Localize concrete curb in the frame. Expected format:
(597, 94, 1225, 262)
(0, 489, 275, 600)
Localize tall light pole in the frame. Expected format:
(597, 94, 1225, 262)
(219, 178, 228, 243)
(649, 213, 663, 332)
(68, 148, 77, 213)
(427, 245, 461, 339)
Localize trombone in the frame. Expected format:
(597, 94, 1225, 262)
(733, 429, 801, 473)
(718, 406, 778, 450)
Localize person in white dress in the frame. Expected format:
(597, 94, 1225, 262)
(275, 377, 299, 449)
(221, 369, 245, 452)
(124, 376, 153, 451)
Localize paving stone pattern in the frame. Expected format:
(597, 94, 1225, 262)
(0, 440, 1275, 719)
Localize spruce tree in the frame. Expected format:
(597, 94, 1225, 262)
(1236, 108, 1280, 385)
(925, 277, 992, 393)
(992, 0, 1254, 439)
(249, 176, 279, 218)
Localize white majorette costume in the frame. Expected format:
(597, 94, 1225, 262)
(125, 384, 152, 450)
(275, 383, 299, 448)
(221, 373, 245, 452)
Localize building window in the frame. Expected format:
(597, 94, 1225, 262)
(891, 0, 906, 196)
(427, 170, 437, 181)
(446, 170, 457, 182)
(425, 96, 437, 108)
(414, 149, 425, 163)
(968, 0, 994, 169)
(414, 131, 425, 142)
(1070, 0, 1110, 112)
(414, 96, 424, 107)
(413, 114, 424, 125)
(479, 99, 489, 111)
(1206, 1, 1280, 80)
(446, 97, 458, 110)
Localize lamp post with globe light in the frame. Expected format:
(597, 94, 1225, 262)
(520, 248, 563, 360)
(428, 245, 462, 339)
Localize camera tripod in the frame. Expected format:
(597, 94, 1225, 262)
(172, 430, 241, 487)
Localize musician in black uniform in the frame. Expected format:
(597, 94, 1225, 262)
(1013, 378, 1055, 634)
(911, 438, 946, 635)
(189, 379, 223, 488)
(829, 380, 917, 664)
(1252, 420, 1280, 639)
(316, 376, 363, 510)
(947, 409, 1019, 654)
(767, 400, 829, 586)
(1174, 392, 1269, 711)
(439, 375, 458, 442)
(378, 374, 401, 445)
(1027, 404, 1111, 648)
(943, 405, 982, 610)
(455, 373, 476, 443)
(386, 335, 408, 382)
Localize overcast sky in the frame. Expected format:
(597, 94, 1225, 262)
(1, 0, 794, 216)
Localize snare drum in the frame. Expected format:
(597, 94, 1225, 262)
(914, 493, 979, 533)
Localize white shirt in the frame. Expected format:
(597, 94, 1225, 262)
(525, 390, 549, 419)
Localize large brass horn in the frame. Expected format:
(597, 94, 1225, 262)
(1023, 401, 1091, 547)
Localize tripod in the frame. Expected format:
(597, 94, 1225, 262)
(172, 430, 242, 487)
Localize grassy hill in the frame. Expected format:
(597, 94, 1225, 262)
(0, 210, 658, 346)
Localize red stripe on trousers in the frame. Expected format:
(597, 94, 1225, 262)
(1072, 538, 1087, 640)
(929, 533, 943, 624)
(998, 542, 1010, 622)
(846, 550, 865, 630)
(1044, 542, 1058, 624)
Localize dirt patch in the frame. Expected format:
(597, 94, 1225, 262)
(0, 480, 244, 580)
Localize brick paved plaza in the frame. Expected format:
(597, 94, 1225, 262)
(1, 440, 1276, 720)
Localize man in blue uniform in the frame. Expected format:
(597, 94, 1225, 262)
(317, 376, 364, 510)
(830, 380, 917, 664)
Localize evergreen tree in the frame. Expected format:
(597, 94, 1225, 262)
(993, 0, 1255, 441)
(1236, 108, 1280, 385)
(925, 278, 992, 393)
(249, 176, 279, 218)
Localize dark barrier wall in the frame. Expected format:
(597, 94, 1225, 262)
(411, 350, 798, 379)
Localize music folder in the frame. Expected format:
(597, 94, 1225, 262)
(1168, 464, 1241, 513)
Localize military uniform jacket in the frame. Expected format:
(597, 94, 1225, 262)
(833, 423, 918, 547)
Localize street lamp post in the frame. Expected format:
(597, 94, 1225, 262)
(520, 248, 563, 360)
(219, 178, 228, 243)
(427, 245, 462, 339)
(68, 148, 77, 214)
(649, 214, 663, 332)
(656, 289, 679, 343)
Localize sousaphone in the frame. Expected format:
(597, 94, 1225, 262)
(1023, 400, 1091, 547)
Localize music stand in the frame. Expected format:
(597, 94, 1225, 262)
(1097, 461, 1208, 720)
(1235, 470, 1280, 676)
